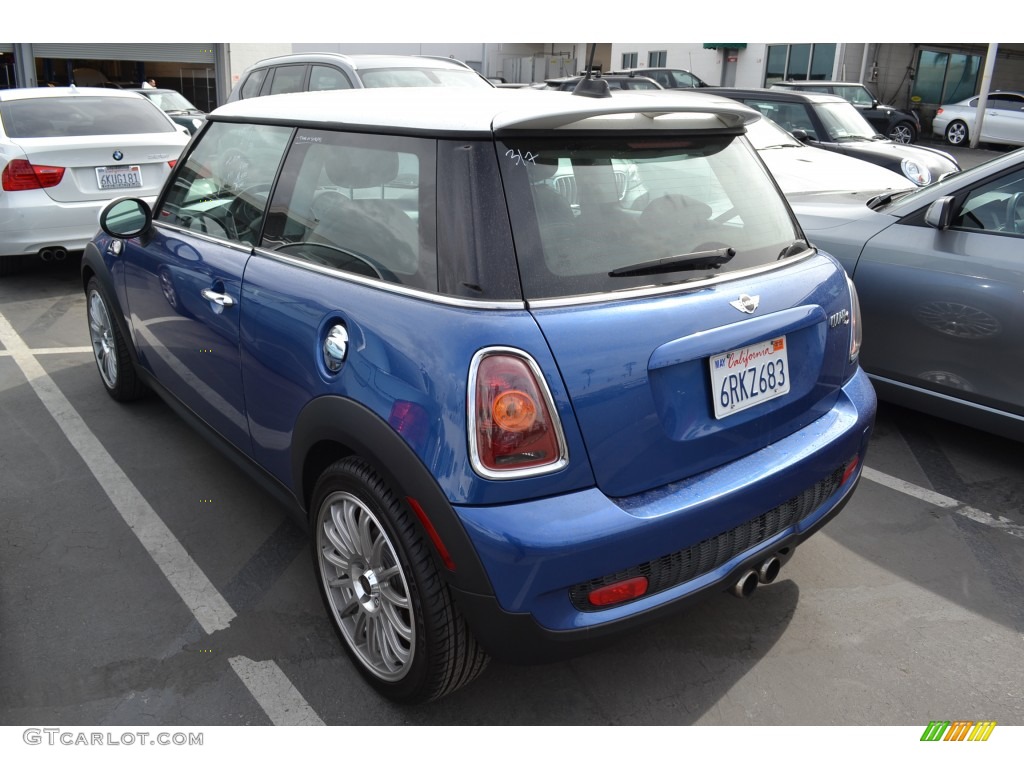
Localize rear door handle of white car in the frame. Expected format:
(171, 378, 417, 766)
(201, 289, 235, 307)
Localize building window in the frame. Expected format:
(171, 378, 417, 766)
(912, 50, 981, 105)
(622, 52, 638, 69)
(647, 50, 667, 68)
(763, 44, 836, 85)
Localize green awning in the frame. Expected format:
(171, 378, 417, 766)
(703, 44, 747, 50)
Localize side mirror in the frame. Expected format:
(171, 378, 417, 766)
(924, 196, 955, 230)
(99, 197, 153, 238)
(791, 129, 810, 142)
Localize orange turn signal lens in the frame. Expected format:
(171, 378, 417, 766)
(491, 389, 537, 432)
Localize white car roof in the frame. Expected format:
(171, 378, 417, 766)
(210, 87, 762, 135)
(0, 86, 150, 102)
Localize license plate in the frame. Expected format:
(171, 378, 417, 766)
(710, 336, 790, 418)
(96, 165, 143, 190)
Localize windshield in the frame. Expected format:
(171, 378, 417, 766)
(816, 101, 880, 141)
(500, 133, 801, 299)
(143, 91, 201, 112)
(359, 67, 490, 88)
(744, 117, 803, 149)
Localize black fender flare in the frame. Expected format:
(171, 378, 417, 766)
(81, 241, 144, 371)
(292, 395, 494, 597)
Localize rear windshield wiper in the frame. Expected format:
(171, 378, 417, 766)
(609, 247, 735, 277)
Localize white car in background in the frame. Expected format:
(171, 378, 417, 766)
(932, 91, 1024, 148)
(744, 116, 913, 196)
(0, 86, 189, 275)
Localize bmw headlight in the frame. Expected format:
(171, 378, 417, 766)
(901, 158, 932, 186)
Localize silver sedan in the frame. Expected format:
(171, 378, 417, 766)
(932, 91, 1024, 148)
(789, 147, 1024, 441)
(0, 87, 189, 275)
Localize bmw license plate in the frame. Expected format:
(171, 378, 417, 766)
(710, 336, 790, 418)
(96, 165, 143, 190)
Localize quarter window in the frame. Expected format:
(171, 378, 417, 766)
(157, 122, 292, 246)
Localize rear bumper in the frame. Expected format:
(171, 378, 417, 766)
(0, 192, 105, 256)
(452, 367, 876, 663)
(0, 193, 157, 257)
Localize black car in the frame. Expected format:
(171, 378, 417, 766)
(539, 74, 663, 91)
(702, 87, 960, 187)
(771, 81, 920, 144)
(609, 67, 710, 88)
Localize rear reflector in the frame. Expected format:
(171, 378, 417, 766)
(841, 455, 860, 485)
(2, 159, 65, 191)
(587, 576, 649, 607)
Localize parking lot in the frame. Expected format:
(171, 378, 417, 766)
(2, 226, 1022, 730)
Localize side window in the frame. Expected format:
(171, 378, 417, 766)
(309, 65, 353, 92)
(955, 169, 1024, 235)
(837, 86, 874, 106)
(745, 100, 818, 139)
(268, 65, 306, 95)
(239, 69, 267, 100)
(157, 122, 293, 246)
(261, 130, 438, 291)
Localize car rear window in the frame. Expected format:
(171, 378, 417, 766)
(0, 96, 176, 138)
(499, 133, 801, 300)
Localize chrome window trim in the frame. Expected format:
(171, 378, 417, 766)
(466, 346, 570, 481)
(154, 221, 255, 255)
(250, 246, 527, 310)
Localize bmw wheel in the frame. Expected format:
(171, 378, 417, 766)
(312, 457, 489, 702)
(890, 122, 916, 144)
(945, 120, 969, 146)
(87, 277, 146, 401)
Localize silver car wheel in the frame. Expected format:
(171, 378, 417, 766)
(890, 124, 914, 144)
(317, 490, 414, 682)
(88, 288, 119, 389)
(945, 121, 968, 146)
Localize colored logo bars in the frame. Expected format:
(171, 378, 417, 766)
(921, 721, 997, 741)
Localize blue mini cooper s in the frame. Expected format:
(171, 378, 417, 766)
(84, 87, 876, 702)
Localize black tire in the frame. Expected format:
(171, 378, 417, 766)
(86, 277, 146, 402)
(945, 120, 969, 146)
(312, 457, 489, 702)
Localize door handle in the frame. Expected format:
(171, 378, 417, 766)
(201, 289, 235, 307)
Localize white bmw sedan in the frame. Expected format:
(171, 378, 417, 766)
(0, 86, 190, 275)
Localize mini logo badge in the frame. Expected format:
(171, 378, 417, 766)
(113, 150, 123, 161)
(730, 294, 760, 314)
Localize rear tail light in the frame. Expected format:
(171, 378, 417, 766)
(168, 159, 177, 168)
(468, 348, 568, 479)
(2, 159, 65, 191)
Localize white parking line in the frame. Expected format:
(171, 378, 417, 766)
(0, 345, 93, 356)
(229, 656, 326, 726)
(0, 312, 323, 725)
(863, 466, 1024, 540)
